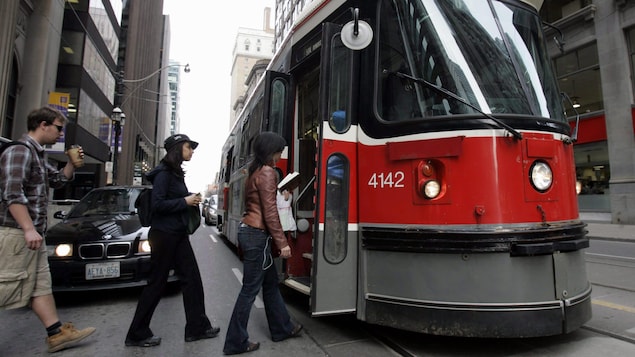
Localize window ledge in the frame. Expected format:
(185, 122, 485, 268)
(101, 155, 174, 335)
(544, 5, 597, 34)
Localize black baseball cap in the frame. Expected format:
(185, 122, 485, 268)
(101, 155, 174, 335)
(164, 134, 199, 152)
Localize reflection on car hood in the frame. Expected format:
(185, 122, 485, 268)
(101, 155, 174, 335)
(46, 214, 144, 243)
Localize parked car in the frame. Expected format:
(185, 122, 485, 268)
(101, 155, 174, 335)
(46, 185, 178, 291)
(204, 194, 218, 226)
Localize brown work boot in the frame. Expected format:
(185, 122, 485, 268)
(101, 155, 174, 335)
(46, 322, 96, 353)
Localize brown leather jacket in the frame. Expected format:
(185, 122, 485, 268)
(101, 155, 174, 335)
(241, 165, 288, 250)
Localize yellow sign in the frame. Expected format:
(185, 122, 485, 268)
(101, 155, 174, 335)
(48, 92, 70, 117)
(47, 92, 71, 151)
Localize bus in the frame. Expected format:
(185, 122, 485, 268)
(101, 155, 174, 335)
(216, 0, 591, 337)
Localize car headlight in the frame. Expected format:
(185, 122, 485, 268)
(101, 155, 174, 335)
(48, 244, 72, 257)
(138, 240, 151, 254)
(530, 161, 553, 192)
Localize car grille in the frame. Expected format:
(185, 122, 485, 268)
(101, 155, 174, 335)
(78, 242, 131, 259)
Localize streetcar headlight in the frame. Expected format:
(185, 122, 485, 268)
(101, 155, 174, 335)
(423, 180, 441, 199)
(530, 161, 553, 192)
(48, 244, 72, 257)
(138, 239, 151, 254)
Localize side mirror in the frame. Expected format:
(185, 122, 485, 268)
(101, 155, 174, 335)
(341, 8, 373, 50)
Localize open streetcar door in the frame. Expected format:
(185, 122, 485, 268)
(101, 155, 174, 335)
(263, 71, 292, 142)
(309, 22, 358, 316)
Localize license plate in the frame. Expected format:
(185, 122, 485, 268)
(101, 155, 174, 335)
(85, 262, 120, 280)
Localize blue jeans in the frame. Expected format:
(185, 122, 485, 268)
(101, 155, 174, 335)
(223, 224, 294, 354)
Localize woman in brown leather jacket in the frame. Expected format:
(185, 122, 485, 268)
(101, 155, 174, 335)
(223, 132, 302, 355)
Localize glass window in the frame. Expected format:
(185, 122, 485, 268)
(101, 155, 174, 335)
(59, 30, 84, 66)
(554, 43, 603, 114)
(377, 0, 564, 122)
(328, 32, 351, 133)
(575, 142, 610, 212)
(269, 78, 287, 136)
(83, 38, 116, 101)
(323, 154, 349, 264)
(89, 1, 119, 60)
(627, 27, 635, 102)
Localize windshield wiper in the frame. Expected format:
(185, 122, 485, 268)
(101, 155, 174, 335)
(386, 70, 523, 140)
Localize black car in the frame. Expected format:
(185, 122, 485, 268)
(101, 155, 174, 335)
(46, 185, 178, 291)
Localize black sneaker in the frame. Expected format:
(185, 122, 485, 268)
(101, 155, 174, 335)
(185, 327, 221, 342)
(125, 335, 161, 347)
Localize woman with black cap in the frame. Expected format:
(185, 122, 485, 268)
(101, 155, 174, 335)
(125, 134, 220, 347)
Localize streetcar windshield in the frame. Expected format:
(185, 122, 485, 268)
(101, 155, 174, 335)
(377, 0, 565, 123)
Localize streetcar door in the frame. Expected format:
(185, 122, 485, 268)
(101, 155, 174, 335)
(310, 22, 357, 316)
(264, 71, 292, 142)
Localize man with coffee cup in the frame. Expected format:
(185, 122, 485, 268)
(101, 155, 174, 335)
(0, 106, 95, 353)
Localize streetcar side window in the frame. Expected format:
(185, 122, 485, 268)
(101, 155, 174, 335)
(323, 154, 349, 264)
(269, 78, 287, 137)
(328, 33, 351, 133)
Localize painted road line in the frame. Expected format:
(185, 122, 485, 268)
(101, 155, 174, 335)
(231, 268, 264, 308)
(593, 299, 635, 314)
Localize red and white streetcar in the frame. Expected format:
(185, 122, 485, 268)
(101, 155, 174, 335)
(216, 0, 591, 337)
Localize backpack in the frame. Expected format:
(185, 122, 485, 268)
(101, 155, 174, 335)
(135, 188, 152, 227)
(0, 141, 29, 158)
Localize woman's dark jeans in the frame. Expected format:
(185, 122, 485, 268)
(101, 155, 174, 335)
(223, 224, 294, 354)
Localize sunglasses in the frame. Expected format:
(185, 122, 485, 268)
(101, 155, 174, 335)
(47, 122, 64, 132)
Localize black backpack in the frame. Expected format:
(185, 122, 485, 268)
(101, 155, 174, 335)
(135, 188, 152, 227)
(0, 141, 29, 158)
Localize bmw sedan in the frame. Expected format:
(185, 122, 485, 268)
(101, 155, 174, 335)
(46, 185, 178, 291)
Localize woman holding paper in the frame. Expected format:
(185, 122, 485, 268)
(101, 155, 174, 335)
(223, 132, 302, 355)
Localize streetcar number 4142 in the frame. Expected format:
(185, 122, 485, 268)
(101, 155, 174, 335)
(368, 171, 405, 188)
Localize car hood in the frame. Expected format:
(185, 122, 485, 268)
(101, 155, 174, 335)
(46, 214, 145, 243)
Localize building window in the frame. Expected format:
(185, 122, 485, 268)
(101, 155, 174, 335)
(540, 0, 593, 23)
(575, 142, 610, 212)
(554, 42, 609, 212)
(626, 27, 635, 101)
(554, 43, 603, 114)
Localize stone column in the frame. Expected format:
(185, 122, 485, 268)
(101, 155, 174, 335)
(595, 1, 635, 224)
(0, 0, 20, 129)
(13, 0, 64, 137)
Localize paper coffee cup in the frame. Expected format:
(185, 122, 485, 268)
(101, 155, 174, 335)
(66, 145, 84, 168)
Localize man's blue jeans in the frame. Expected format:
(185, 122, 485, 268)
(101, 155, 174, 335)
(223, 224, 294, 354)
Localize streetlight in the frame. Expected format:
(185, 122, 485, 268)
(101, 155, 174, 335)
(111, 107, 125, 185)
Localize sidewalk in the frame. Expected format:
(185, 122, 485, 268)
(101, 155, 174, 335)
(578, 212, 634, 241)
(585, 222, 635, 242)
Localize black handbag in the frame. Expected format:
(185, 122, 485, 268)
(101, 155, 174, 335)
(187, 205, 201, 234)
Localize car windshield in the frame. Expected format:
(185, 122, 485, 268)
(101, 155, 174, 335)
(67, 188, 142, 218)
(377, 0, 564, 122)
